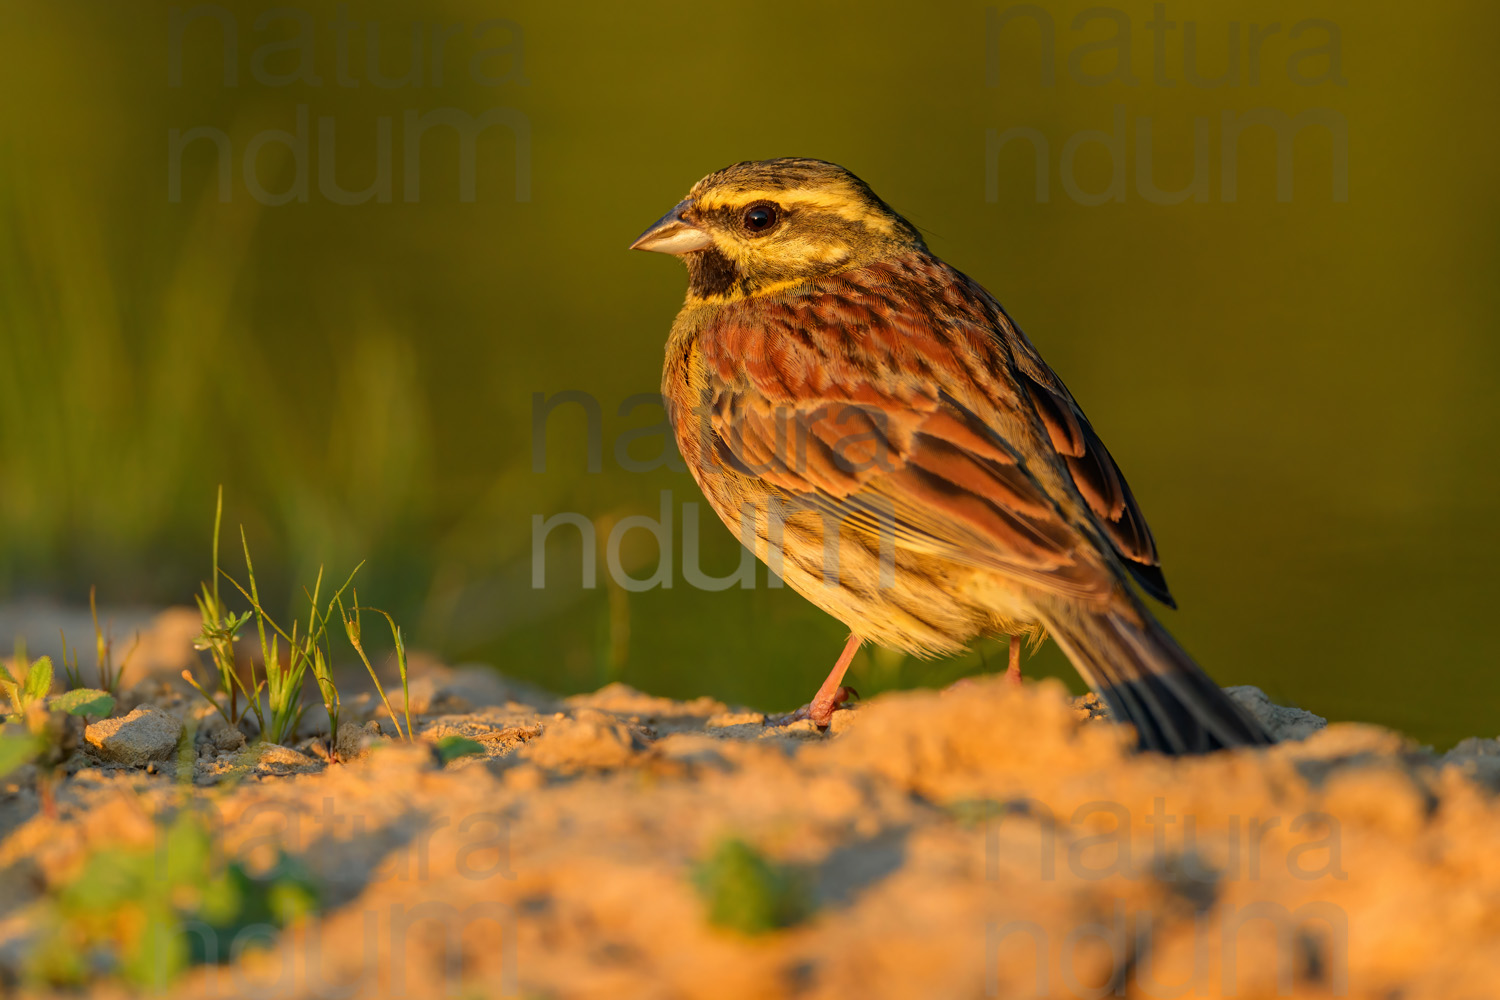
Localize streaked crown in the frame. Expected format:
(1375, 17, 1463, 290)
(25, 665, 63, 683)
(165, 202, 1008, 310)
(632, 158, 926, 301)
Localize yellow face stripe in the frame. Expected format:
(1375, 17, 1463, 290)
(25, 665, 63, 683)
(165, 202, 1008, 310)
(684, 273, 816, 306)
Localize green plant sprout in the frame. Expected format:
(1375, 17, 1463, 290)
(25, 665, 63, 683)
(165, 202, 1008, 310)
(0, 641, 52, 718)
(26, 805, 318, 990)
(337, 591, 412, 741)
(89, 586, 138, 694)
(190, 488, 257, 727)
(185, 488, 410, 751)
(59, 630, 82, 690)
(309, 639, 340, 746)
(0, 645, 114, 813)
(433, 734, 485, 765)
(216, 536, 361, 746)
(692, 837, 813, 935)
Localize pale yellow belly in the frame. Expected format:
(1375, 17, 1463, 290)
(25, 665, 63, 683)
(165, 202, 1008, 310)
(701, 481, 1044, 657)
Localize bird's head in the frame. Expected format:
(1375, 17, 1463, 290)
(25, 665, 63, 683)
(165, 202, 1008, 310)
(630, 158, 925, 302)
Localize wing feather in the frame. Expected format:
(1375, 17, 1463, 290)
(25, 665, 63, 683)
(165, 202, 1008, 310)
(687, 254, 1173, 606)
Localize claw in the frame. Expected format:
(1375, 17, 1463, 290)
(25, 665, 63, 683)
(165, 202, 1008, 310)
(787, 685, 859, 728)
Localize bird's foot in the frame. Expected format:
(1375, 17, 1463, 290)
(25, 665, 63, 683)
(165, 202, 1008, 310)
(783, 685, 860, 728)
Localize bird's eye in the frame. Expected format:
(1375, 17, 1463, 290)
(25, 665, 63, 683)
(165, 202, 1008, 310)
(741, 202, 780, 235)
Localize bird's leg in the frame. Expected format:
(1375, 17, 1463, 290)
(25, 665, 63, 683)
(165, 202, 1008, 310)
(944, 635, 1021, 697)
(793, 633, 862, 727)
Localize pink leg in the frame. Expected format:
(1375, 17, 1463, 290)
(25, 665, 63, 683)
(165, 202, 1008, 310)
(797, 633, 862, 727)
(943, 636, 1023, 701)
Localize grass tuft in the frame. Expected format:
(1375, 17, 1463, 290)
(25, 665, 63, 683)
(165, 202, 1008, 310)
(186, 488, 408, 749)
(88, 586, 136, 695)
(190, 487, 256, 728)
(59, 630, 82, 690)
(337, 591, 412, 742)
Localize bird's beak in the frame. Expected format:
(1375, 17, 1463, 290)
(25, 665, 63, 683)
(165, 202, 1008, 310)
(630, 199, 712, 254)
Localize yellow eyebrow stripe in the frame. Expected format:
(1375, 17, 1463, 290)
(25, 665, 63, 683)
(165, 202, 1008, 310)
(690, 187, 898, 235)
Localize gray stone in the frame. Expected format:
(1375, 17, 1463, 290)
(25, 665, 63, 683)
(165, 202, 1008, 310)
(194, 710, 247, 753)
(1442, 737, 1500, 790)
(85, 706, 183, 765)
(254, 744, 322, 775)
(1225, 685, 1328, 742)
(336, 720, 392, 761)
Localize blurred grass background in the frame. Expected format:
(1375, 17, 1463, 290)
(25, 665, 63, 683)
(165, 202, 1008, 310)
(0, 0, 1495, 746)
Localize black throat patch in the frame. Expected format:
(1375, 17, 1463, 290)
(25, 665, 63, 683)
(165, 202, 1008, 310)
(686, 247, 742, 298)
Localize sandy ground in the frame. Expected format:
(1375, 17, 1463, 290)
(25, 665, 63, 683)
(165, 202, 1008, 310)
(2, 610, 1499, 999)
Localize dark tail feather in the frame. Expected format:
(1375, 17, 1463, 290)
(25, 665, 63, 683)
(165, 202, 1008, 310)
(1038, 596, 1272, 755)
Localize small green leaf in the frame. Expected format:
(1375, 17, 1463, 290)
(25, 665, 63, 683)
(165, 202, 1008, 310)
(433, 735, 485, 764)
(24, 657, 53, 705)
(0, 725, 39, 776)
(692, 838, 812, 935)
(50, 688, 116, 718)
(267, 878, 318, 924)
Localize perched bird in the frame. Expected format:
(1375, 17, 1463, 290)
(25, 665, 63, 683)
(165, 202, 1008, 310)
(631, 158, 1269, 754)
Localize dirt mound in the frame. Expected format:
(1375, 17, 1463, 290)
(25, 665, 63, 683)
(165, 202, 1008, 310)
(1, 672, 1496, 999)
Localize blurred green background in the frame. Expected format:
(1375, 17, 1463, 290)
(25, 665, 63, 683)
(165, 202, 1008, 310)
(1, 0, 1495, 746)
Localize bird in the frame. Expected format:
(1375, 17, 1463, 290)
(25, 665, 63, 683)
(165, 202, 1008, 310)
(630, 157, 1270, 755)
